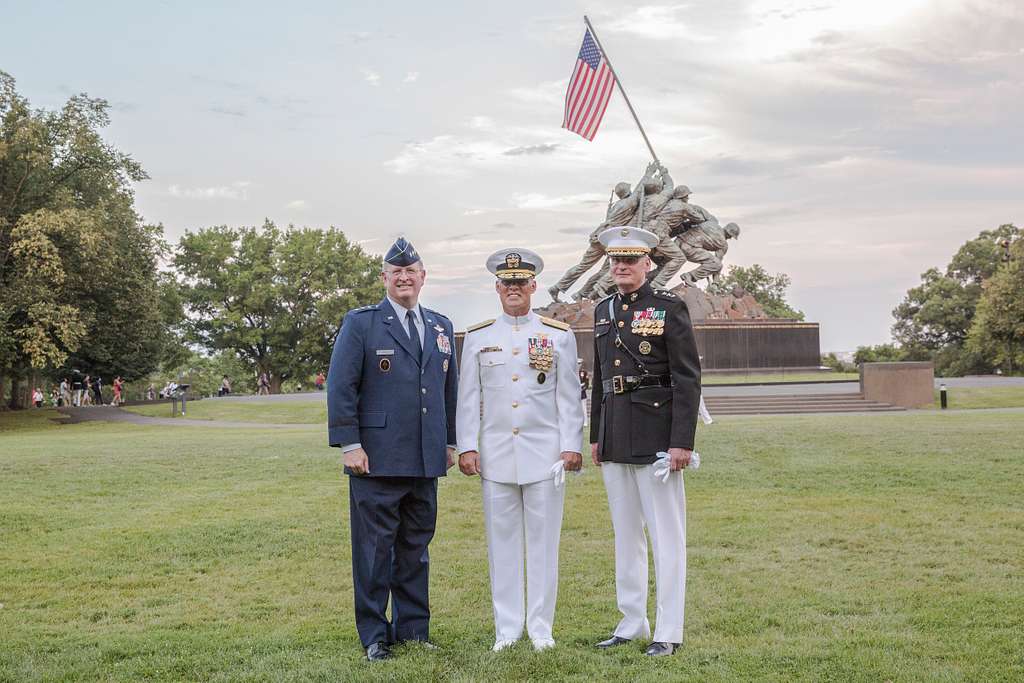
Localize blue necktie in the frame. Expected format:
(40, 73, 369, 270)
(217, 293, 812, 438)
(406, 310, 422, 360)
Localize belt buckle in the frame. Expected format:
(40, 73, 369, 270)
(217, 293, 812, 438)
(612, 376, 625, 394)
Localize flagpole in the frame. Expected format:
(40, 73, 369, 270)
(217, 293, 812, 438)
(583, 15, 659, 165)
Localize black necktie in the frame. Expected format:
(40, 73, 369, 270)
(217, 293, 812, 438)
(406, 309, 422, 360)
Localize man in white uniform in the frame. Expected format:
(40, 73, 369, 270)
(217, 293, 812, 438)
(457, 248, 585, 652)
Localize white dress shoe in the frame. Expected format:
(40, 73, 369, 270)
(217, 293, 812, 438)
(492, 639, 517, 652)
(532, 638, 555, 651)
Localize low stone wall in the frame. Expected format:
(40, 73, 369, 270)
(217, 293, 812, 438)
(860, 362, 934, 408)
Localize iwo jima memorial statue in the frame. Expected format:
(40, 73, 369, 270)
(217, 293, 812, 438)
(526, 18, 820, 373)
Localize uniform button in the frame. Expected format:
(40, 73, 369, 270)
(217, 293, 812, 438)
(653, 402, 660, 407)
(512, 375, 519, 382)
(614, 359, 621, 367)
(512, 401, 519, 408)
(422, 407, 427, 414)
(421, 388, 426, 394)
(622, 304, 628, 311)
(618, 321, 624, 328)
(512, 427, 519, 435)
(512, 348, 520, 355)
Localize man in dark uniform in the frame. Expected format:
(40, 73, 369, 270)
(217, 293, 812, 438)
(327, 237, 458, 661)
(588, 226, 702, 657)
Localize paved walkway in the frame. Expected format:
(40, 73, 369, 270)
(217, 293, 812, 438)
(57, 406, 315, 429)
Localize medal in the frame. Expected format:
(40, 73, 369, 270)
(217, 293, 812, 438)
(528, 335, 553, 371)
(639, 341, 652, 354)
(436, 333, 451, 354)
(379, 358, 391, 372)
(537, 372, 546, 384)
(443, 358, 449, 372)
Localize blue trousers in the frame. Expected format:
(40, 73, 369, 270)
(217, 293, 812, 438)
(348, 475, 437, 647)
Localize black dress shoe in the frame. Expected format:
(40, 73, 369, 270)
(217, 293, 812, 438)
(595, 635, 631, 649)
(644, 641, 679, 657)
(365, 642, 393, 661)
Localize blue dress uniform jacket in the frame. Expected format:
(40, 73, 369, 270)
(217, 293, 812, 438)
(328, 298, 458, 478)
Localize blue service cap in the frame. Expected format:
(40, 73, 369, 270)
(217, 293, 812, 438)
(384, 237, 421, 267)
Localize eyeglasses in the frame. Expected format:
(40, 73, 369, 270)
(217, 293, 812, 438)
(609, 256, 641, 266)
(498, 279, 532, 289)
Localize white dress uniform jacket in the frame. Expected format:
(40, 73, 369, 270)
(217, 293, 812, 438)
(457, 311, 584, 485)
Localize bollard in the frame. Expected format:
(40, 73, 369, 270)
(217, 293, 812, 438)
(939, 383, 947, 409)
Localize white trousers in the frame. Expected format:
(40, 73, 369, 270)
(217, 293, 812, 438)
(601, 462, 687, 644)
(482, 477, 565, 641)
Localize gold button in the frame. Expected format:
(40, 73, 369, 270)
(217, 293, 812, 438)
(512, 427, 519, 435)
(512, 375, 519, 382)
(622, 304, 628, 311)
(653, 402, 660, 407)
(421, 407, 427, 414)
(614, 359, 621, 367)
(512, 401, 519, 408)
(421, 388, 426, 394)
(618, 321, 624, 328)
(512, 348, 520, 355)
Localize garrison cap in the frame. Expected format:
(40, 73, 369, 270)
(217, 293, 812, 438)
(486, 247, 544, 281)
(598, 226, 659, 256)
(384, 237, 421, 267)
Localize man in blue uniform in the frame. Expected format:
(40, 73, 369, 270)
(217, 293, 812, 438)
(327, 237, 458, 661)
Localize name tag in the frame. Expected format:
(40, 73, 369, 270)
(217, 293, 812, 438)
(376, 349, 395, 356)
(480, 346, 503, 353)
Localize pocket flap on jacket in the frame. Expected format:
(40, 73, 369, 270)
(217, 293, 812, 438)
(359, 411, 387, 428)
(629, 388, 672, 407)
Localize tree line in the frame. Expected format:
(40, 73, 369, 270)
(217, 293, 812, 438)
(0, 73, 382, 409)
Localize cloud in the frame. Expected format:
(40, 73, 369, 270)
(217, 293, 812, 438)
(360, 68, 381, 86)
(208, 106, 246, 117)
(168, 181, 251, 200)
(404, 71, 420, 83)
(512, 193, 607, 210)
(602, 5, 715, 42)
(503, 143, 560, 156)
(285, 199, 307, 210)
(493, 222, 516, 229)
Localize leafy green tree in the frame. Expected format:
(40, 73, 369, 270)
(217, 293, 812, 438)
(718, 264, 804, 320)
(175, 221, 384, 393)
(853, 344, 906, 365)
(1, 71, 166, 407)
(892, 224, 1019, 375)
(966, 236, 1024, 374)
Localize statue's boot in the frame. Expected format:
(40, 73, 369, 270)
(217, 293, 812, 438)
(547, 285, 563, 303)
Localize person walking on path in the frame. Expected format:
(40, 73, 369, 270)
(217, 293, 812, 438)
(112, 376, 124, 406)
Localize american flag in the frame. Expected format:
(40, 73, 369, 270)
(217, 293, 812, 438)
(562, 29, 616, 141)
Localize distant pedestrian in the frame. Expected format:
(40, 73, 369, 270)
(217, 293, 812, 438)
(32, 387, 44, 408)
(92, 376, 104, 405)
(315, 371, 326, 391)
(146, 384, 156, 401)
(60, 378, 70, 407)
(218, 375, 232, 397)
(257, 372, 270, 395)
(82, 375, 93, 406)
(578, 361, 590, 416)
(112, 376, 124, 406)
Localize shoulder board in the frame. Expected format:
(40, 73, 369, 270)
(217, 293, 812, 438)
(653, 289, 681, 301)
(423, 307, 450, 322)
(349, 304, 379, 314)
(540, 316, 571, 331)
(466, 319, 496, 333)
(596, 292, 615, 307)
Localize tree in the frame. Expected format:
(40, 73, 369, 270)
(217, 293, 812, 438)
(891, 224, 1019, 375)
(718, 264, 804, 320)
(175, 221, 384, 393)
(966, 236, 1024, 374)
(1, 71, 167, 407)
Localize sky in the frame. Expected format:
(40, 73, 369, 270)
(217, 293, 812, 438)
(5, 0, 1023, 351)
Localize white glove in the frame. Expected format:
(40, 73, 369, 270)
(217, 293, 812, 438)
(653, 451, 701, 483)
(698, 395, 714, 425)
(550, 460, 566, 489)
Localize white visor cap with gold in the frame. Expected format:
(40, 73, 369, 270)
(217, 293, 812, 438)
(598, 226, 659, 256)
(486, 248, 544, 281)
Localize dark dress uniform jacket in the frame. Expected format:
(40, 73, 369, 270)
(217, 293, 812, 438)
(328, 298, 458, 477)
(590, 283, 701, 464)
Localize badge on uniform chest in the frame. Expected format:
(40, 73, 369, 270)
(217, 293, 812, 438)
(436, 332, 451, 354)
(631, 308, 665, 336)
(528, 335, 553, 372)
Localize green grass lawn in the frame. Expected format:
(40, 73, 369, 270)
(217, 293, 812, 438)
(124, 399, 327, 424)
(926, 385, 1024, 410)
(1, 408, 1022, 681)
(702, 372, 859, 385)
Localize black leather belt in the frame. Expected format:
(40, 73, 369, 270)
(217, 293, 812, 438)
(602, 374, 673, 395)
